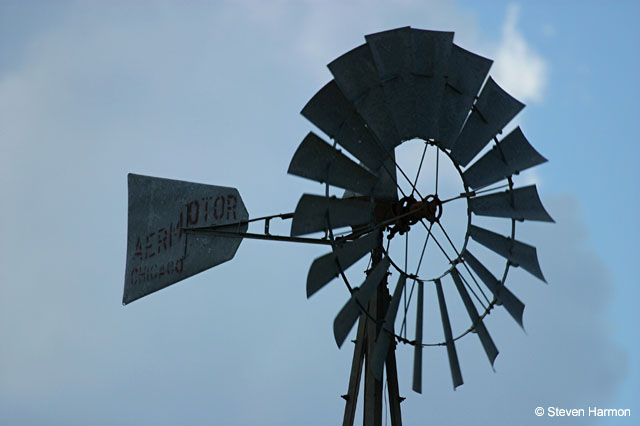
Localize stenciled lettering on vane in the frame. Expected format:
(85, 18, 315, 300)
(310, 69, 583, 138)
(130, 191, 241, 272)
(129, 257, 185, 286)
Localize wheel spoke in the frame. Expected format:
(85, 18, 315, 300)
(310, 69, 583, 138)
(436, 221, 491, 306)
(399, 223, 433, 337)
(418, 219, 453, 263)
(410, 142, 428, 197)
(457, 268, 489, 311)
(435, 148, 440, 196)
(403, 232, 409, 338)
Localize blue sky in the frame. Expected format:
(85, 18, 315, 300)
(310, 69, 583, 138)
(1, 1, 637, 425)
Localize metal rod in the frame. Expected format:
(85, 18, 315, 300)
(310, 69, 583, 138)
(185, 229, 333, 246)
(187, 211, 295, 232)
(410, 142, 428, 198)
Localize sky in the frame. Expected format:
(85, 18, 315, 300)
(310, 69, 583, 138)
(1, 1, 638, 425)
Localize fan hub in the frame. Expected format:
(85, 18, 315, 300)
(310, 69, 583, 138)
(378, 194, 443, 240)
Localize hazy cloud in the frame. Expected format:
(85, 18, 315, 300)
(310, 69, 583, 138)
(492, 3, 548, 103)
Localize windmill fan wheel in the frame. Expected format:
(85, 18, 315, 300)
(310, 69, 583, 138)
(287, 27, 553, 392)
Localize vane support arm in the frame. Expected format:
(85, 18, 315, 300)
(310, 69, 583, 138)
(184, 211, 337, 245)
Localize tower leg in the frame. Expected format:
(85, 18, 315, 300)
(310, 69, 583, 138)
(341, 232, 402, 426)
(342, 313, 367, 426)
(385, 343, 403, 426)
(364, 284, 384, 426)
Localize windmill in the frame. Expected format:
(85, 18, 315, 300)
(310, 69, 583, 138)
(123, 27, 553, 425)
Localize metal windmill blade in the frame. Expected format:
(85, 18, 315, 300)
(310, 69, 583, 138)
(123, 26, 554, 426)
(288, 25, 553, 426)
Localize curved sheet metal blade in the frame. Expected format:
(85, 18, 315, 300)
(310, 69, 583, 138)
(372, 274, 407, 380)
(290, 194, 374, 237)
(451, 77, 525, 166)
(288, 132, 382, 196)
(329, 44, 401, 150)
(366, 27, 416, 140)
(301, 80, 353, 138)
(354, 87, 402, 151)
(411, 29, 454, 140)
(469, 185, 554, 222)
(413, 280, 424, 393)
(373, 151, 399, 201)
(333, 257, 391, 347)
(435, 278, 463, 389)
(366, 26, 412, 80)
(450, 268, 499, 366)
(328, 44, 380, 101)
(463, 127, 548, 189)
(469, 225, 546, 282)
(462, 250, 525, 327)
(306, 232, 379, 298)
(437, 44, 492, 149)
(301, 81, 388, 172)
(123, 174, 248, 305)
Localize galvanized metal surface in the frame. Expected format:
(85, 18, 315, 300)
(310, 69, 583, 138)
(301, 80, 387, 172)
(290, 194, 374, 237)
(123, 174, 248, 304)
(437, 44, 492, 149)
(412, 29, 454, 140)
(366, 27, 415, 140)
(451, 77, 525, 166)
(306, 232, 379, 298)
(373, 152, 400, 201)
(412, 280, 424, 393)
(301, 80, 354, 138)
(469, 185, 554, 222)
(342, 308, 368, 426)
(435, 278, 463, 389)
(463, 127, 547, 189)
(450, 268, 498, 365)
(353, 87, 402, 151)
(469, 225, 546, 281)
(333, 256, 391, 347)
(288, 132, 380, 196)
(328, 44, 380, 101)
(329, 43, 400, 150)
(462, 250, 525, 327)
(371, 273, 406, 380)
(366, 27, 412, 81)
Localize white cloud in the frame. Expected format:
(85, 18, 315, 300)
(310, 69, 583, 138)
(492, 3, 548, 104)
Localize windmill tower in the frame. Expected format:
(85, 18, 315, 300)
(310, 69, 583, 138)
(123, 27, 552, 426)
